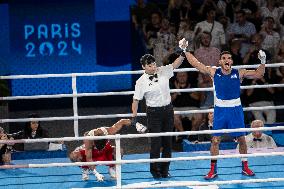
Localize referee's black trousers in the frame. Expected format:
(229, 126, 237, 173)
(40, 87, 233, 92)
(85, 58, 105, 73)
(146, 104, 174, 175)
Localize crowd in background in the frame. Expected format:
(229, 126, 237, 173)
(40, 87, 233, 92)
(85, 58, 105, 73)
(2, 0, 284, 166)
(131, 0, 284, 142)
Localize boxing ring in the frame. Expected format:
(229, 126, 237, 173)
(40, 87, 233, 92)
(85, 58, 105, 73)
(1, 63, 284, 189)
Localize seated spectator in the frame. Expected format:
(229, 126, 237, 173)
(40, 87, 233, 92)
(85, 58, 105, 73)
(0, 127, 14, 165)
(198, 111, 234, 142)
(13, 113, 52, 151)
(227, 9, 256, 57)
(245, 72, 276, 124)
(243, 33, 271, 65)
(244, 120, 277, 149)
(229, 38, 243, 65)
(198, 111, 213, 142)
(22, 113, 48, 139)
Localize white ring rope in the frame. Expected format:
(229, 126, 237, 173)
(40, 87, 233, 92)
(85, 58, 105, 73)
(0, 63, 283, 80)
(1, 150, 284, 168)
(1, 125, 284, 144)
(1, 105, 284, 123)
(1, 83, 284, 101)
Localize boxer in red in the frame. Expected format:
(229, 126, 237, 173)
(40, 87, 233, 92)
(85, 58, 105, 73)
(69, 118, 147, 181)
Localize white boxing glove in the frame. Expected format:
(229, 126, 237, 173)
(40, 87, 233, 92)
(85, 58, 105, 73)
(93, 169, 104, 182)
(178, 38, 188, 52)
(135, 122, 147, 133)
(258, 50, 266, 64)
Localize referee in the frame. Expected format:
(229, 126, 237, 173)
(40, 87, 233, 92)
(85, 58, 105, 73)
(131, 39, 186, 179)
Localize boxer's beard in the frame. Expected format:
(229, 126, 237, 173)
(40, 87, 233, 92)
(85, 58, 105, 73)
(95, 139, 107, 150)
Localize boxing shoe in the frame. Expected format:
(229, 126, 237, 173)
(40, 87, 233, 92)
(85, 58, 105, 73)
(204, 162, 217, 180)
(242, 161, 255, 176)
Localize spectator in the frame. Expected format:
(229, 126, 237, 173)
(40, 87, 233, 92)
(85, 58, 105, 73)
(198, 0, 221, 19)
(194, 8, 226, 50)
(227, 9, 256, 57)
(153, 18, 177, 66)
(245, 72, 276, 124)
(198, 74, 214, 108)
(243, 33, 271, 65)
(260, 16, 281, 61)
(131, 45, 185, 179)
(216, 0, 235, 22)
(260, 0, 284, 30)
(276, 40, 284, 63)
(229, 38, 243, 65)
(194, 31, 221, 66)
(243, 120, 277, 148)
(131, 0, 159, 30)
(177, 18, 195, 52)
(0, 127, 14, 165)
(167, 0, 192, 31)
(218, 15, 231, 39)
(144, 11, 162, 53)
(198, 111, 214, 142)
(198, 111, 235, 142)
(22, 113, 48, 139)
(239, 0, 258, 19)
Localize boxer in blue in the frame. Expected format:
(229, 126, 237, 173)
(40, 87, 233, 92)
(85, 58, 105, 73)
(179, 38, 266, 179)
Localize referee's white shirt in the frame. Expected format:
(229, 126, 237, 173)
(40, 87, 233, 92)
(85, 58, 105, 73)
(133, 64, 174, 107)
(245, 133, 277, 149)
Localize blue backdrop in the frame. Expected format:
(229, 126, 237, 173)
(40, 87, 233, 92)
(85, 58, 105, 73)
(0, 0, 135, 96)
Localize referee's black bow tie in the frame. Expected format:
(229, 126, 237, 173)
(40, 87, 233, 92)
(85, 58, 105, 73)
(253, 138, 262, 142)
(149, 74, 158, 81)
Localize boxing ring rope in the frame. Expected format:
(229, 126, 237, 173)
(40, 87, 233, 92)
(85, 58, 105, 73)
(1, 150, 284, 168)
(0, 63, 283, 80)
(1, 126, 284, 188)
(1, 104, 284, 124)
(1, 63, 284, 135)
(1, 83, 284, 100)
(0, 63, 284, 188)
(1, 124, 284, 143)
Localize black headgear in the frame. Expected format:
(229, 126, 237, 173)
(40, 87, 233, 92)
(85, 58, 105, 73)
(140, 54, 155, 66)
